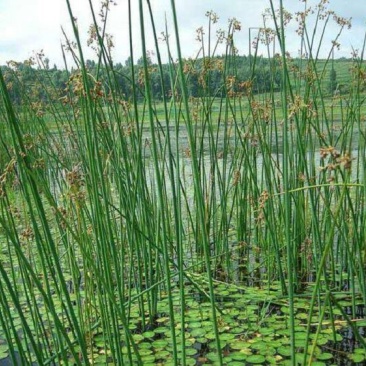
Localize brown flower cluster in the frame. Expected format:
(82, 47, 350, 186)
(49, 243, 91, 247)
(0, 159, 17, 197)
(249, 99, 272, 124)
(232, 169, 241, 186)
(319, 146, 353, 178)
(64, 164, 85, 203)
(255, 190, 270, 225)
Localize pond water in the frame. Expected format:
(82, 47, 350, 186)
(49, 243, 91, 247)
(1, 124, 365, 365)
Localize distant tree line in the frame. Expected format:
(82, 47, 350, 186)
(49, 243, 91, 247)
(0, 55, 285, 107)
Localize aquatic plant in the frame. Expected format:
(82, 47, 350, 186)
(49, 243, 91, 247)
(0, 0, 365, 364)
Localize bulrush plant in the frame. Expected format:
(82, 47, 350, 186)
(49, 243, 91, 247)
(0, 0, 366, 364)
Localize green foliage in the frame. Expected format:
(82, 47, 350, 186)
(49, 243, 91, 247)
(4, 55, 362, 105)
(0, 0, 366, 365)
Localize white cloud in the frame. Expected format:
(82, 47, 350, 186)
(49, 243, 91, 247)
(0, 0, 364, 68)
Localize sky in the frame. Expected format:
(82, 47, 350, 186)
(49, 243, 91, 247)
(0, 0, 365, 68)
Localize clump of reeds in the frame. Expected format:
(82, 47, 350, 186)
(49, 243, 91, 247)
(0, 0, 365, 364)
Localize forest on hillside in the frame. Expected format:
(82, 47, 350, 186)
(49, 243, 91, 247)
(1, 54, 355, 109)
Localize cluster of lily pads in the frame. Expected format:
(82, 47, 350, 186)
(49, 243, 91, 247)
(0, 267, 365, 365)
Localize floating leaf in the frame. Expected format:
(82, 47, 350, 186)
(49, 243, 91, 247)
(185, 348, 197, 356)
(152, 340, 168, 349)
(190, 328, 206, 338)
(295, 313, 309, 319)
(142, 331, 155, 339)
(206, 352, 220, 361)
(316, 337, 329, 346)
(265, 355, 279, 364)
(206, 332, 216, 340)
(230, 351, 248, 360)
(277, 346, 292, 357)
(140, 354, 155, 363)
(132, 334, 144, 342)
(246, 354, 266, 364)
(138, 342, 152, 349)
(264, 340, 282, 348)
(155, 327, 169, 335)
(349, 353, 366, 363)
(258, 327, 275, 335)
(179, 358, 195, 366)
(184, 338, 195, 347)
(231, 326, 246, 334)
(335, 334, 343, 342)
(154, 350, 170, 359)
(354, 348, 366, 355)
(251, 342, 273, 353)
(189, 322, 202, 329)
(316, 352, 333, 361)
(295, 332, 308, 340)
(230, 340, 252, 350)
(220, 333, 235, 341)
(156, 317, 170, 324)
(139, 349, 153, 356)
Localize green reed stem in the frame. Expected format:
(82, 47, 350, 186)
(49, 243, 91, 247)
(169, 0, 223, 363)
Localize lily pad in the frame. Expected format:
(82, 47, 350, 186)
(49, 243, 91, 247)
(142, 331, 155, 339)
(132, 334, 144, 342)
(230, 351, 248, 360)
(185, 348, 197, 356)
(246, 354, 266, 364)
(220, 333, 235, 341)
(354, 348, 366, 355)
(206, 352, 221, 361)
(316, 352, 333, 361)
(277, 346, 292, 357)
(230, 340, 252, 350)
(140, 354, 155, 363)
(152, 340, 168, 349)
(138, 348, 153, 356)
(349, 353, 366, 363)
(155, 350, 170, 359)
(190, 328, 207, 338)
(189, 322, 202, 329)
(138, 342, 152, 349)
